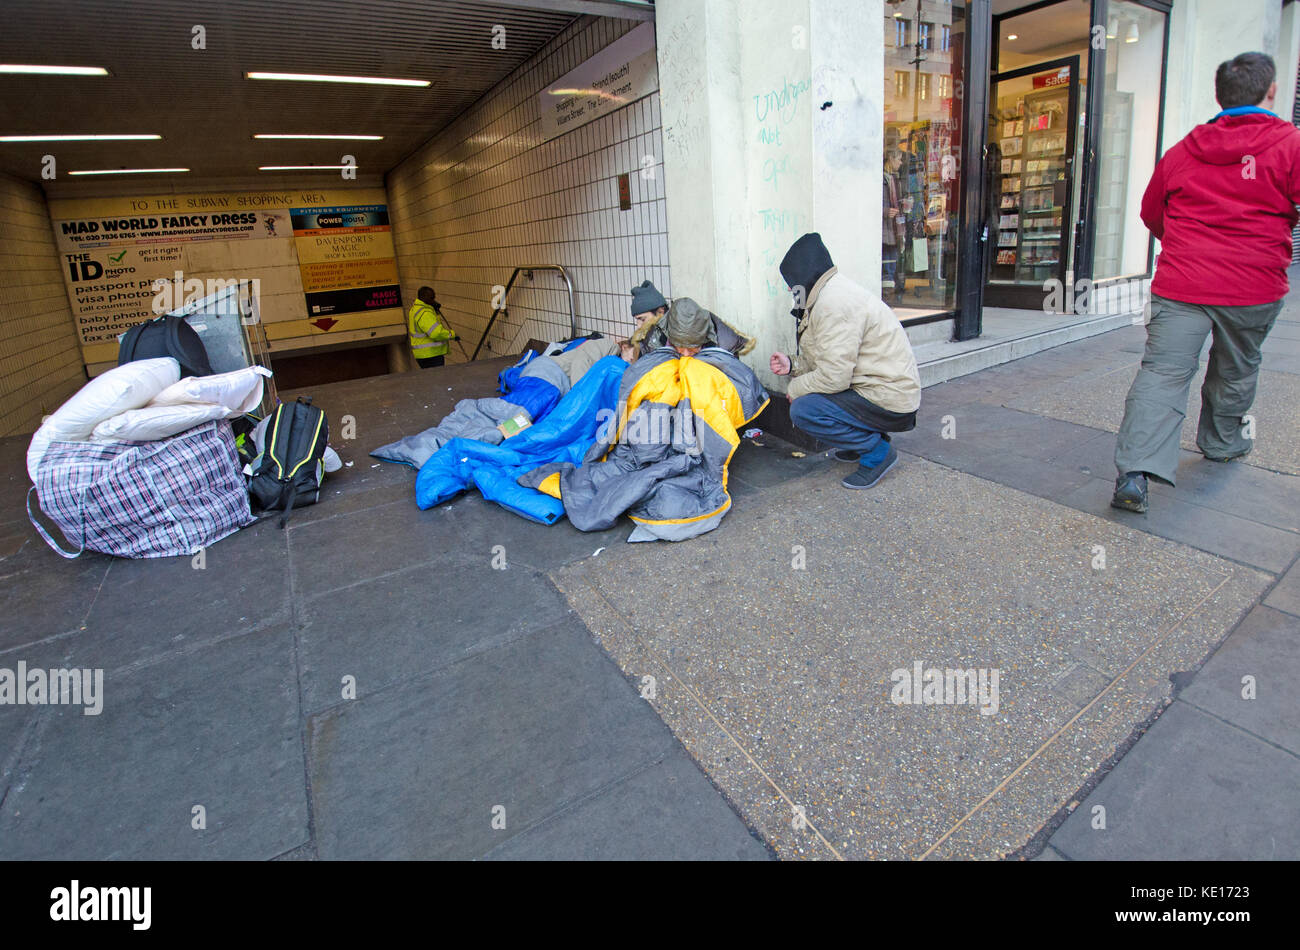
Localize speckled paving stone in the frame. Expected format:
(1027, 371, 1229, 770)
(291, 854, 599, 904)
(553, 457, 1269, 859)
(1004, 361, 1300, 476)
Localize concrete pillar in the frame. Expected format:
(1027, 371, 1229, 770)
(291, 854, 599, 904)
(1164, 0, 1284, 151)
(658, 0, 883, 391)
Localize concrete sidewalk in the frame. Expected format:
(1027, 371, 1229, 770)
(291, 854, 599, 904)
(0, 297, 1295, 860)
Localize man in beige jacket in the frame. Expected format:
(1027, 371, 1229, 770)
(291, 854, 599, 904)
(770, 232, 921, 489)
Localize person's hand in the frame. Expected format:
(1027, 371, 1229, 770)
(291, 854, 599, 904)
(786, 392, 794, 404)
(770, 352, 791, 376)
(888, 208, 898, 218)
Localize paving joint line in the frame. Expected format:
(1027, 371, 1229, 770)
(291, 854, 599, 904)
(917, 570, 1234, 860)
(1172, 696, 1300, 762)
(574, 572, 845, 861)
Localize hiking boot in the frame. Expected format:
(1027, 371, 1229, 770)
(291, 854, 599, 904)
(1110, 471, 1148, 513)
(832, 449, 861, 462)
(842, 445, 898, 489)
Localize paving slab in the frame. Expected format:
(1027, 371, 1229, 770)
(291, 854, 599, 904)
(0, 547, 110, 651)
(296, 560, 571, 715)
(483, 749, 770, 860)
(0, 631, 74, 792)
(551, 456, 1268, 859)
(1004, 361, 1300, 476)
(306, 615, 684, 860)
(1048, 701, 1300, 860)
(1180, 605, 1300, 755)
(1057, 476, 1300, 573)
(1263, 557, 1300, 617)
(69, 517, 291, 673)
(0, 623, 307, 860)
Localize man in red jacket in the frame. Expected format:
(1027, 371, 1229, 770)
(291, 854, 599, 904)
(1112, 52, 1299, 513)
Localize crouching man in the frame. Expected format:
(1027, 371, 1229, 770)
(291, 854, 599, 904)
(770, 232, 921, 489)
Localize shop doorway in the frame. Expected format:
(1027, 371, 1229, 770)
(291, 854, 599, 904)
(985, 56, 1079, 308)
(984, 0, 1092, 311)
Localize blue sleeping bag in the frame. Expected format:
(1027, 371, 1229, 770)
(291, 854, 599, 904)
(414, 355, 627, 523)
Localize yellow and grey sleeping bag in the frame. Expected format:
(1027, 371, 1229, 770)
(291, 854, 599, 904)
(249, 396, 328, 528)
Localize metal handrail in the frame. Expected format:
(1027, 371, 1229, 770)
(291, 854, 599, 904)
(471, 264, 577, 360)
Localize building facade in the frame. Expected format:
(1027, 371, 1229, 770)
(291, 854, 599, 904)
(657, 0, 1300, 390)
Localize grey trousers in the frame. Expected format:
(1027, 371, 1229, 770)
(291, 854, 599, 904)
(1115, 294, 1281, 485)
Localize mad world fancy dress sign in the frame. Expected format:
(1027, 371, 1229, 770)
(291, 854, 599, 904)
(538, 21, 658, 142)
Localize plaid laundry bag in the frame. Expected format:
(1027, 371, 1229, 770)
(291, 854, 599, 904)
(26, 420, 255, 559)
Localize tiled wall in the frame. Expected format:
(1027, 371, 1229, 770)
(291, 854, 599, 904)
(0, 173, 85, 436)
(386, 16, 670, 360)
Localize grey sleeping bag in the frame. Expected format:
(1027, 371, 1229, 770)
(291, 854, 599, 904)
(369, 356, 574, 469)
(371, 397, 524, 469)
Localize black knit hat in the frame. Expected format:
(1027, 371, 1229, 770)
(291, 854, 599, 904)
(630, 280, 668, 316)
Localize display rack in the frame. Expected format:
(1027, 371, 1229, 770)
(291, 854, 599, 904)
(990, 82, 1071, 285)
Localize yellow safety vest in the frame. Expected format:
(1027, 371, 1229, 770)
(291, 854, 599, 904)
(408, 300, 451, 358)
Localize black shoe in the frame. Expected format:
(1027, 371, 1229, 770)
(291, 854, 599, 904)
(832, 449, 861, 462)
(842, 445, 898, 489)
(1110, 471, 1148, 513)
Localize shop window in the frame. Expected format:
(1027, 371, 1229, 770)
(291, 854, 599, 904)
(884, 1, 966, 320)
(1093, 1, 1168, 281)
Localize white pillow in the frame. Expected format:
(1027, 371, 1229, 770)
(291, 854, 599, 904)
(91, 403, 231, 443)
(150, 365, 271, 414)
(27, 357, 180, 481)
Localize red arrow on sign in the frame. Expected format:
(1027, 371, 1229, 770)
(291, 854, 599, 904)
(311, 317, 338, 331)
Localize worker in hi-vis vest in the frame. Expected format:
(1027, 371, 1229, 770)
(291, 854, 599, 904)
(408, 285, 455, 368)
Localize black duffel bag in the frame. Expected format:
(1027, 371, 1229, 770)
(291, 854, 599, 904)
(118, 314, 213, 378)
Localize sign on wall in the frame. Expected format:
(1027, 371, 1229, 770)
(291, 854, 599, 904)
(538, 20, 658, 142)
(291, 204, 401, 321)
(51, 209, 285, 347)
(47, 189, 404, 368)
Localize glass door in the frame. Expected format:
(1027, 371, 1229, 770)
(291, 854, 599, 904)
(984, 55, 1080, 309)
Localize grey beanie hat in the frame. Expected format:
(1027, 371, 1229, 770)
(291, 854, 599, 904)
(663, 297, 713, 348)
(630, 280, 668, 316)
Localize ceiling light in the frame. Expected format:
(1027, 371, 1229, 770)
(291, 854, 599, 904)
(0, 134, 160, 142)
(1107, 16, 1119, 39)
(258, 165, 355, 171)
(1007, 34, 1018, 40)
(68, 168, 189, 175)
(1125, 22, 1140, 43)
(245, 71, 429, 87)
(0, 64, 108, 76)
(254, 134, 383, 141)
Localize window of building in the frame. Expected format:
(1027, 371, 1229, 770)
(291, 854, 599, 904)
(884, 2, 966, 321)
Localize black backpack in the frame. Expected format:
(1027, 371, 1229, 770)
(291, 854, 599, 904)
(249, 397, 328, 528)
(118, 314, 213, 378)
